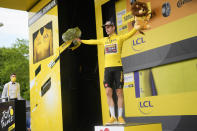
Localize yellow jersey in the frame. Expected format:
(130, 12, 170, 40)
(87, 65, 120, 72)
(81, 28, 137, 67)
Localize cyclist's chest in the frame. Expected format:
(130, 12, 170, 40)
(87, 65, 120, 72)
(104, 38, 121, 54)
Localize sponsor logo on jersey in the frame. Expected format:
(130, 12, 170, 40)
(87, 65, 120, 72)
(105, 43, 118, 54)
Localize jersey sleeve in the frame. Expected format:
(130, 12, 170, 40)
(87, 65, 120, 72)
(81, 39, 103, 45)
(119, 28, 137, 41)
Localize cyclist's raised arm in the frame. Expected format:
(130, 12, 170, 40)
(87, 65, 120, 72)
(119, 28, 137, 41)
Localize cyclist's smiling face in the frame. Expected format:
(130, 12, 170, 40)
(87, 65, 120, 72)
(105, 25, 115, 36)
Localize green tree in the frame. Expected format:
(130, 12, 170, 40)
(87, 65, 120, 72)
(0, 39, 29, 100)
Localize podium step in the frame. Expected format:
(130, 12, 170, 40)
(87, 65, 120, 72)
(95, 123, 162, 131)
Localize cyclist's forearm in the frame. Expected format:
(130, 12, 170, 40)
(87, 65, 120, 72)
(81, 39, 102, 45)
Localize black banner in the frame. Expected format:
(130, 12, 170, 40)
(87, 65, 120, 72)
(0, 101, 15, 131)
(28, 0, 57, 26)
(122, 36, 197, 73)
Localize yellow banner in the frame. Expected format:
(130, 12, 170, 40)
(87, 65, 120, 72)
(122, 13, 197, 57)
(124, 58, 197, 116)
(29, 0, 63, 130)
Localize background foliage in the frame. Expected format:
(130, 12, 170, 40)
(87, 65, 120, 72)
(0, 39, 29, 100)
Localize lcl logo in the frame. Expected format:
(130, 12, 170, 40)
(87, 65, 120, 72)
(138, 100, 154, 114)
(131, 37, 146, 51)
(100, 128, 110, 131)
(140, 101, 153, 108)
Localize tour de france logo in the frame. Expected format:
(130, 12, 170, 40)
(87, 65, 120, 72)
(1, 106, 14, 128)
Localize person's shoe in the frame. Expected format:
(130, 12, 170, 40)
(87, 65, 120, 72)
(118, 116, 126, 124)
(106, 116, 117, 125)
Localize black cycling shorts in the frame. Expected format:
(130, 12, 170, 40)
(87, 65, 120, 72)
(103, 66, 124, 89)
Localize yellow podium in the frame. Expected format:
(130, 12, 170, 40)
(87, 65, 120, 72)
(95, 123, 162, 131)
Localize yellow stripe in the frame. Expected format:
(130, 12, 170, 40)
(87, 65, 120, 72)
(8, 83, 18, 98)
(120, 71, 123, 82)
(8, 123, 15, 131)
(16, 84, 18, 98)
(59, 40, 72, 54)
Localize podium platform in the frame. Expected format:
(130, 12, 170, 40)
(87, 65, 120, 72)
(95, 123, 162, 131)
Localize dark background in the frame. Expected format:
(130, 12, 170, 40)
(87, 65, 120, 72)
(58, 0, 102, 131)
